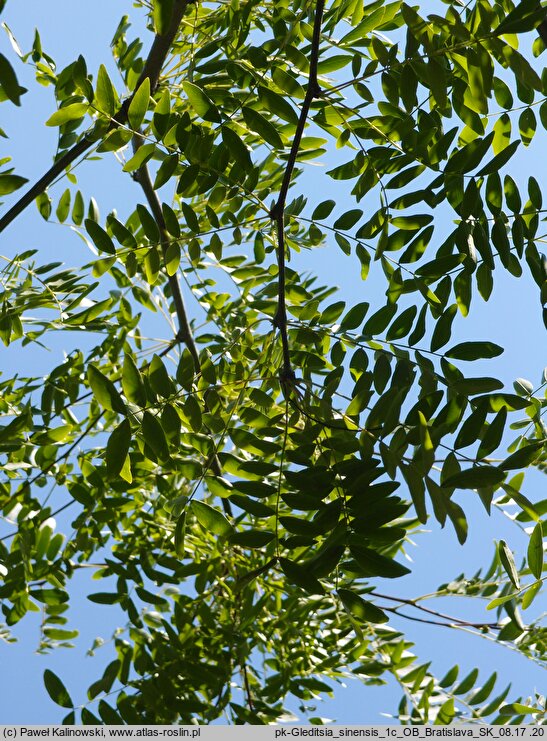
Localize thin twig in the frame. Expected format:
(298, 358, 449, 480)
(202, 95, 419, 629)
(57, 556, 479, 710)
(371, 591, 500, 630)
(242, 663, 254, 713)
(132, 135, 200, 368)
(381, 606, 490, 630)
(131, 141, 228, 494)
(269, 0, 325, 381)
(0, 0, 189, 234)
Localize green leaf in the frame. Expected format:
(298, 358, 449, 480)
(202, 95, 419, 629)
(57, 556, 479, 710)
(521, 579, 542, 610)
(475, 393, 531, 412)
(442, 466, 505, 489)
(257, 84, 298, 125)
(363, 303, 397, 335)
(486, 591, 518, 611)
(499, 441, 544, 470)
(279, 557, 325, 594)
(451, 377, 503, 396)
(498, 539, 520, 589)
(95, 64, 116, 117)
(64, 297, 112, 326)
(154, 153, 179, 189)
(350, 545, 411, 578)
(272, 67, 305, 99)
(184, 394, 202, 432)
(45, 102, 89, 127)
(43, 670, 73, 709)
(161, 203, 180, 239)
(222, 126, 252, 170)
(453, 668, 479, 695)
(242, 106, 283, 148)
(141, 411, 170, 463)
(105, 419, 131, 478)
(435, 697, 455, 725)
(477, 141, 520, 176)
(165, 242, 180, 276)
(174, 512, 186, 558)
(386, 305, 418, 341)
(445, 498, 468, 545)
(229, 494, 275, 518)
(499, 702, 542, 715)
(468, 672, 498, 705)
(229, 530, 275, 548)
(148, 354, 174, 398)
(122, 143, 156, 173)
(87, 364, 127, 414)
(527, 522, 543, 580)
(191, 500, 233, 536)
(153, 0, 174, 34)
(339, 7, 389, 45)
(55, 188, 71, 223)
(122, 354, 147, 407)
(445, 133, 494, 175)
(340, 301, 369, 331)
(85, 218, 116, 255)
(0, 173, 28, 195)
(72, 190, 84, 225)
(337, 588, 388, 624)
(495, 0, 546, 35)
(317, 55, 352, 74)
(43, 628, 79, 641)
(477, 407, 507, 458)
(136, 203, 161, 241)
(333, 209, 363, 230)
(501, 483, 540, 521)
(87, 592, 121, 605)
(0, 52, 24, 105)
(128, 78, 150, 131)
(445, 341, 503, 360)
(183, 81, 221, 122)
(312, 200, 336, 220)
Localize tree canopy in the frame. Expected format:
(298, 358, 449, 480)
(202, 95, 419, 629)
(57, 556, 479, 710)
(0, 0, 546, 725)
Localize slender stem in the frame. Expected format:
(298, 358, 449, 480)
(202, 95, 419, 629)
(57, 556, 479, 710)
(0, 0, 189, 234)
(242, 663, 254, 712)
(372, 591, 500, 630)
(132, 136, 200, 368)
(269, 0, 325, 379)
(131, 139, 228, 492)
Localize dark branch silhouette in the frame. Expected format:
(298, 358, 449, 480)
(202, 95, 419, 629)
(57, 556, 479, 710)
(269, 0, 325, 383)
(0, 0, 189, 234)
(130, 135, 228, 493)
(131, 135, 200, 369)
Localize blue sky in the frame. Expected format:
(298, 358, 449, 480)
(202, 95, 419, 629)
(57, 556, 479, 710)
(0, 0, 545, 724)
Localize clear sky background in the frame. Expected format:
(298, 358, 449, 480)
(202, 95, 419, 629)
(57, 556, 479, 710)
(0, 0, 545, 725)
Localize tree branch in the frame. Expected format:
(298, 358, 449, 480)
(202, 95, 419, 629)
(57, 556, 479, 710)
(131, 144, 228, 492)
(242, 663, 254, 712)
(0, 0, 189, 234)
(132, 136, 200, 368)
(269, 0, 325, 381)
(372, 591, 500, 630)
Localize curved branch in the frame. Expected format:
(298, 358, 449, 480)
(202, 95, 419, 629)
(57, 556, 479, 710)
(0, 0, 189, 234)
(269, 0, 325, 380)
(132, 146, 227, 491)
(132, 138, 200, 368)
(372, 591, 500, 630)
